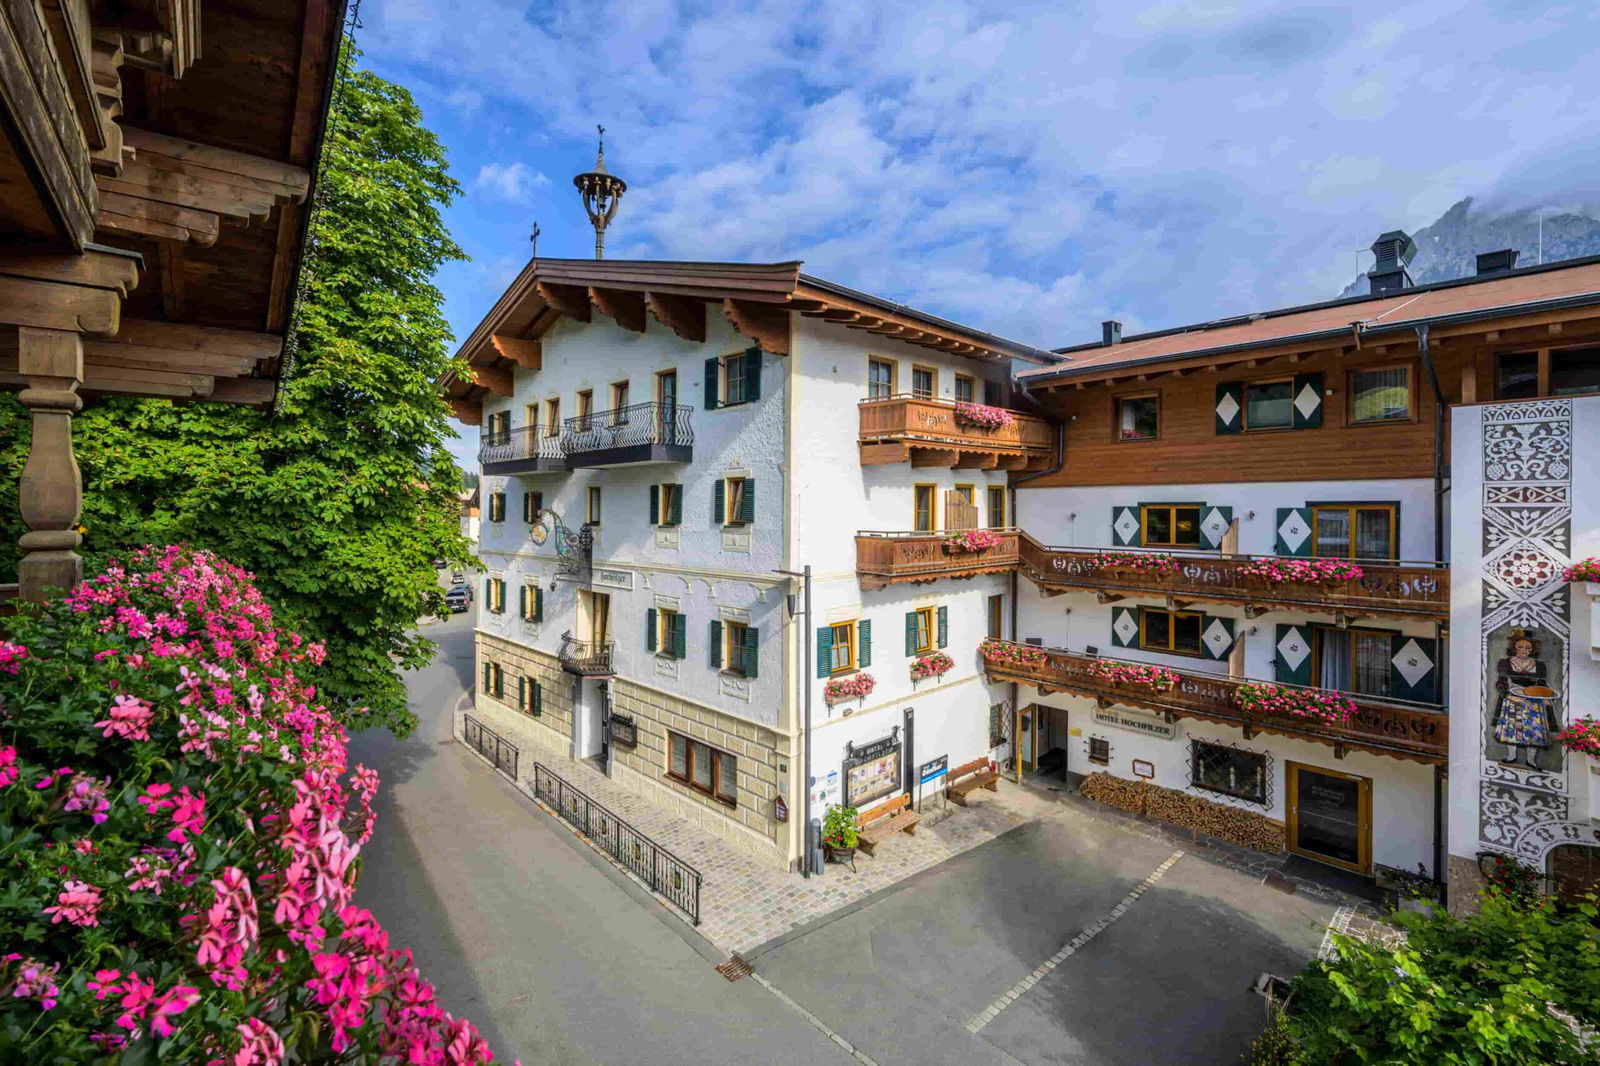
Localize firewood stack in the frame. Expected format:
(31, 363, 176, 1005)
(1079, 772, 1285, 853)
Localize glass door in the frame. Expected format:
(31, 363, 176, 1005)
(1287, 763, 1371, 873)
(657, 371, 678, 445)
(590, 592, 610, 647)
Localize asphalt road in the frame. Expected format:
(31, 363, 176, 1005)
(349, 612, 849, 1066)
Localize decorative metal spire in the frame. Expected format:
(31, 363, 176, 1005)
(529, 220, 540, 258)
(573, 124, 626, 259)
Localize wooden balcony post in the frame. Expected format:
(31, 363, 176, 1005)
(16, 326, 84, 602)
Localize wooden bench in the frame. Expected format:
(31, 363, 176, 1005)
(856, 794, 920, 856)
(946, 758, 1000, 806)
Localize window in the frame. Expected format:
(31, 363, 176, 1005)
(829, 621, 856, 674)
(911, 607, 935, 655)
(656, 608, 684, 658)
(911, 366, 935, 400)
(610, 381, 630, 422)
(668, 731, 738, 806)
(1115, 394, 1159, 441)
(868, 359, 895, 399)
(1190, 742, 1267, 805)
(1311, 504, 1395, 560)
(987, 594, 1004, 640)
(914, 484, 938, 532)
(1349, 366, 1412, 423)
(488, 492, 505, 523)
(987, 486, 1006, 529)
(544, 398, 560, 436)
(485, 578, 506, 614)
(954, 375, 975, 404)
(586, 485, 602, 525)
(522, 404, 537, 435)
(1088, 736, 1111, 765)
(1139, 606, 1203, 655)
(486, 411, 510, 442)
(1496, 351, 1538, 400)
(575, 390, 593, 430)
(1552, 346, 1600, 396)
(1141, 504, 1201, 547)
(523, 490, 543, 523)
(723, 621, 750, 677)
(726, 478, 747, 525)
(1312, 626, 1392, 698)
(723, 352, 748, 406)
(1243, 379, 1294, 430)
(1498, 347, 1600, 399)
(988, 704, 1007, 748)
(714, 477, 754, 526)
(520, 582, 541, 622)
(653, 484, 681, 527)
(481, 661, 504, 698)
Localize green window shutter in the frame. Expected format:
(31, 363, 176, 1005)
(672, 613, 687, 659)
(1110, 607, 1137, 648)
(858, 619, 872, 667)
(1274, 507, 1314, 556)
(709, 620, 723, 668)
(744, 347, 762, 402)
(482, 662, 491, 693)
(496, 579, 506, 613)
(816, 626, 832, 678)
(1215, 382, 1243, 434)
(519, 584, 527, 619)
(532, 491, 543, 516)
(534, 586, 543, 622)
(484, 577, 491, 602)
(739, 479, 756, 524)
(517, 676, 526, 711)
(1199, 506, 1233, 550)
(531, 679, 542, 717)
(494, 668, 504, 699)
(744, 626, 760, 678)
(670, 485, 683, 525)
(937, 605, 949, 649)
(1200, 615, 1235, 660)
(1274, 624, 1312, 686)
(1389, 635, 1439, 703)
(522, 492, 531, 523)
(1292, 372, 1324, 429)
(1112, 506, 1139, 547)
(905, 611, 918, 656)
(649, 484, 660, 525)
(703, 357, 720, 410)
(646, 608, 657, 652)
(712, 479, 725, 524)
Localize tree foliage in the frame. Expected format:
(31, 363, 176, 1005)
(0, 45, 472, 735)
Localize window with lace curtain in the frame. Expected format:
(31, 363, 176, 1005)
(1350, 366, 1412, 423)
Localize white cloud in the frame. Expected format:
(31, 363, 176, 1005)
(472, 161, 549, 202)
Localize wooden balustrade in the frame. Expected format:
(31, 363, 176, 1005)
(856, 531, 1021, 590)
(981, 640, 1447, 764)
(1019, 536, 1449, 621)
(858, 395, 1056, 469)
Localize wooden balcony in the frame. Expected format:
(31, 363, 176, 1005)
(1018, 536, 1449, 622)
(856, 530, 1021, 591)
(980, 640, 1447, 764)
(858, 395, 1056, 469)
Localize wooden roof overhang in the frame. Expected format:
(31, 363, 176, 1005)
(0, 0, 347, 407)
(1021, 257, 1600, 394)
(442, 258, 1062, 422)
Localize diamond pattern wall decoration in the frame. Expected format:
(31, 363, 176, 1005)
(1112, 609, 1139, 646)
(1215, 391, 1240, 427)
(1293, 382, 1322, 421)
(1203, 619, 1235, 658)
(1276, 628, 1310, 671)
(1113, 509, 1141, 545)
(1277, 510, 1311, 553)
(1391, 638, 1434, 688)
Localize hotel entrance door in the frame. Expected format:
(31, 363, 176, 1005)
(1287, 762, 1371, 874)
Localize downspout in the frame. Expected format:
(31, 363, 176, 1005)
(801, 564, 813, 877)
(1007, 419, 1068, 781)
(1414, 324, 1449, 564)
(1434, 765, 1446, 900)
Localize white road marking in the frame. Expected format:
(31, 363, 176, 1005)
(748, 971, 881, 1066)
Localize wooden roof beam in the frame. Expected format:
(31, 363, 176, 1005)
(469, 366, 513, 396)
(489, 334, 541, 370)
(588, 286, 646, 333)
(111, 319, 283, 363)
(449, 398, 482, 426)
(820, 309, 861, 323)
(645, 291, 706, 343)
(723, 298, 790, 356)
(535, 281, 591, 322)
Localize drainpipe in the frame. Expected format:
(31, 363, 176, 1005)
(801, 564, 813, 877)
(1414, 324, 1449, 564)
(1433, 764, 1446, 900)
(1006, 419, 1067, 781)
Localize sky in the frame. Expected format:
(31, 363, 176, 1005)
(355, 0, 1600, 466)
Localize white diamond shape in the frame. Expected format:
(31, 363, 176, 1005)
(1278, 512, 1311, 553)
(1203, 619, 1233, 657)
(1277, 629, 1310, 670)
(1113, 510, 1140, 543)
(1216, 392, 1240, 425)
(1391, 639, 1434, 687)
(1113, 611, 1138, 644)
(1201, 509, 1230, 545)
(1294, 382, 1321, 420)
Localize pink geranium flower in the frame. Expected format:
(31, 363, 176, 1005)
(43, 880, 102, 926)
(95, 694, 155, 741)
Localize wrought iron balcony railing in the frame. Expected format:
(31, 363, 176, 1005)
(561, 402, 694, 466)
(856, 529, 1021, 590)
(479, 424, 568, 471)
(559, 631, 615, 676)
(858, 394, 1056, 468)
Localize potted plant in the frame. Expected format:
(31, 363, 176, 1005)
(1562, 557, 1600, 583)
(910, 651, 955, 682)
(822, 804, 859, 863)
(943, 529, 1006, 555)
(824, 672, 877, 705)
(979, 638, 1048, 667)
(1237, 557, 1365, 585)
(1083, 659, 1180, 692)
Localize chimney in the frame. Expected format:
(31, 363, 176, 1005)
(1102, 320, 1122, 346)
(1366, 230, 1417, 296)
(1476, 248, 1519, 276)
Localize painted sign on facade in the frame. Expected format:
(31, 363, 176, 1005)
(1092, 707, 1177, 740)
(592, 568, 635, 591)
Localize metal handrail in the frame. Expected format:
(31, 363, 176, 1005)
(479, 424, 566, 464)
(561, 401, 694, 453)
(532, 762, 703, 924)
(558, 630, 615, 673)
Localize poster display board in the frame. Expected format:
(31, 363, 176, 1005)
(844, 728, 902, 808)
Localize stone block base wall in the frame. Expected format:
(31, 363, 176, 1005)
(473, 632, 575, 757)
(1079, 771, 1287, 852)
(1447, 853, 1488, 916)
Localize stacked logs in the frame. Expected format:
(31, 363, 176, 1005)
(1079, 772, 1285, 853)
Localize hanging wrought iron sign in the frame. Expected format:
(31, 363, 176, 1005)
(529, 507, 590, 578)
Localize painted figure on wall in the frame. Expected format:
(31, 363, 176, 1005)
(1491, 629, 1562, 771)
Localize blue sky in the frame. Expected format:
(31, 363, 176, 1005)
(357, 0, 1600, 464)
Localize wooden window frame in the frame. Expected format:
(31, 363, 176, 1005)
(656, 608, 681, 658)
(1286, 761, 1371, 873)
(522, 403, 538, 433)
(829, 621, 857, 675)
(655, 369, 678, 405)
(913, 483, 938, 533)
(1308, 622, 1394, 699)
(667, 731, 738, 807)
(521, 582, 540, 622)
(1191, 741, 1269, 806)
(723, 620, 749, 678)
(912, 606, 935, 655)
(1088, 736, 1111, 765)
(721, 351, 749, 407)
(586, 485, 602, 526)
(1308, 502, 1397, 560)
(575, 389, 593, 430)
(911, 365, 937, 401)
(986, 485, 1006, 529)
(867, 357, 897, 400)
(1137, 605, 1205, 657)
(1494, 343, 1600, 400)
(609, 381, 630, 423)
(724, 476, 748, 526)
(657, 483, 680, 528)
(1345, 362, 1417, 426)
(986, 594, 1004, 641)
(1140, 503, 1203, 548)
(953, 483, 976, 507)
(953, 373, 976, 405)
(1240, 375, 1297, 433)
(544, 398, 561, 436)
(1112, 391, 1161, 443)
(483, 661, 503, 697)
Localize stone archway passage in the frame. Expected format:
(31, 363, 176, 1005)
(1550, 843, 1600, 905)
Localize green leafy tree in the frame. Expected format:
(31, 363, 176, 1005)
(0, 45, 472, 735)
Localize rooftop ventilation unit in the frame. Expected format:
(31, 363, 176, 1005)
(1476, 248, 1519, 275)
(1367, 230, 1417, 296)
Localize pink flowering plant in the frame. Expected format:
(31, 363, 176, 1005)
(0, 547, 508, 1064)
(942, 529, 1007, 554)
(1083, 660, 1180, 692)
(1094, 549, 1180, 576)
(1232, 681, 1359, 726)
(824, 673, 877, 704)
(978, 639, 1047, 667)
(1555, 717, 1600, 757)
(1237, 557, 1366, 584)
(910, 652, 954, 681)
(952, 402, 1016, 431)
(1562, 557, 1600, 582)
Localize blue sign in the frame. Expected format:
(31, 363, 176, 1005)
(919, 755, 948, 784)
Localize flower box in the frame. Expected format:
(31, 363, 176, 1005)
(979, 639, 1047, 667)
(1236, 557, 1366, 585)
(824, 672, 877, 704)
(1093, 549, 1179, 576)
(952, 402, 1016, 432)
(943, 529, 1006, 555)
(1083, 659, 1180, 693)
(1232, 681, 1358, 726)
(910, 651, 954, 681)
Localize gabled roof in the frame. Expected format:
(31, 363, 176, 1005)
(1023, 253, 1600, 386)
(443, 257, 1061, 403)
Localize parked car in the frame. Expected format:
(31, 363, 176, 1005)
(431, 557, 446, 569)
(450, 570, 467, 584)
(444, 586, 472, 613)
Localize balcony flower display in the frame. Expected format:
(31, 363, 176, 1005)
(1562, 558, 1600, 582)
(952, 402, 1016, 431)
(1094, 549, 1180, 576)
(943, 529, 1007, 554)
(1083, 659, 1180, 692)
(910, 651, 954, 681)
(1237, 557, 1366, 584)
(1555, 717, 1600, 757)
(825, 672, 877, 704)
(0, 547, 505, 1064)
(1232, 681, 1359, 726)
(979, 638, 1047, 666)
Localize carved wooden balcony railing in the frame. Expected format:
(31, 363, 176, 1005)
(1018, 535, 1449, 621)
(858, 395, 1056, 469)
(857, 530, 1021, 590)
(980, 640, 1447, 764)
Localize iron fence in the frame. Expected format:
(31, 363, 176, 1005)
(479, 425, 566, 465)
(561, 401, 695, 454)
(462, 715, 519, 779)
(532, 762, 702, 924)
